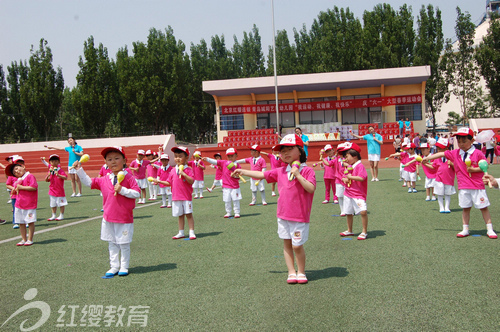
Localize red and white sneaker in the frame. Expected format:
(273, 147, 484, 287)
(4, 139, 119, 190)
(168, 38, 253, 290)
(172, 233, 185, 239)
(206, 187, 212, 193)
(456, 231, 469, 238)
(322, 200, 329, 204)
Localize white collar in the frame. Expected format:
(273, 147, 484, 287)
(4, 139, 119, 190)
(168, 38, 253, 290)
(20, 171, 30, 180)
(351, 160, 362, 168)
(459, 146, 475, 156)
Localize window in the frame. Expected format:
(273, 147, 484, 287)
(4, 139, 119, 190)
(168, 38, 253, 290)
(220, 114, 244, 130)
(396, 104, 422, 121)
(341, 94, 381, 124)
(256, 100, 295, 128)
(298, 97, 338, 124)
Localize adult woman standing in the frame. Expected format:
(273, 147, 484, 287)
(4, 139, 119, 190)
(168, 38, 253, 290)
(46, 137, 84, 197)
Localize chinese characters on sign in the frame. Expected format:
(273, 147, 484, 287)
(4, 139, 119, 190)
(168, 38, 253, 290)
(220, 94, 422, 115)
(56, 304, 150, 328)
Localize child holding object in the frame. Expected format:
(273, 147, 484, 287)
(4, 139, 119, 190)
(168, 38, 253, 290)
(232, 134, 315, 284)
(129, 150, 150, 204)
(431, 138, 456, 213)
(44, 154, 68, 221)
(151, 154, 173, 208)
(74, 146, 140, 277)
(319, 144, 338, 204)
(5, 161, 38, 246)
(188, 151, 206, 199)
(418, 143, 437, 201)
(206, 153, 223, 193)
(334, 143, 349, 216)
(338, 142, 369, 240)
(423, 128, 497, 239)
(261, 148, 286, 196)
(236, 145, 267, 206)
(202, 148, 243, 218)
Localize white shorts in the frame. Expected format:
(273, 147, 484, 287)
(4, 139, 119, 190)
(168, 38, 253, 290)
(250, 178, 265, 192)
(343, 196, 367, 215)
(277, 218, 309, 246)
(401, 170, 409, 181)
(172, 200, 193, 217)
(212, 179, 222, 187)
(67, 166, 77, 175)
(49, 195, 68, 208)
(368, 154, 380, 162)
(192, 180, 204, 189)
(433, 181, 456, 196)
(424, 177, 435, 189)
(335, 183, 345, 198)
(222, 187, 242, 202)
(14, 209, 37, 224)
(458, 189, 490, 209)
(135, 178, 148, 189)
(406, 171, 417, 182)
(159, 186, 172, 195)
(101, 219, 134, 244)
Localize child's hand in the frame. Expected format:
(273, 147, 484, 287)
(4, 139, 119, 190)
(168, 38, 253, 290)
(40, 157, 45, 160)
(201, 157, 207, 162)
(231, 169, 243, 178)
(72, 160, 81, 170)
(342, 177, 349, 184)
(114, 183, 122, 195)
(483, 174, 498, 188)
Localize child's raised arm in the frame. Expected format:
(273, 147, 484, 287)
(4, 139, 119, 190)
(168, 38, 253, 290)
(232, 168, 265, 180)
(201, 157, 217, 165)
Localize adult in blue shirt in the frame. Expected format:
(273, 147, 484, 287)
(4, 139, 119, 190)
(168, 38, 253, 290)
(295, 127, 310, 159)
(352, 126, 383, 181)
(404, 118, 412, 135)
(47, 137, 84, 197)
(398, 118, 404, 137)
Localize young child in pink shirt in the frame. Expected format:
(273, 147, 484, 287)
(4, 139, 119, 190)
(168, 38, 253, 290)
(165, 147, 196, 240)
(207, 153, 223, 193)
(44, 154, 68, 221)
(152, 153, 173, 208)
(145, 150, 159, 201)
(203, 148, 243, 218)
(5, 161, 38, 246)
(129, 150, 150, 204)
(338, 142, 369, 240)
(334, 143, 349, 216)
(261, 148, 286, 196)
(418, 143, 437, 201)
(75, 146, 140, 277)
(424, 128, 497, 239)
(237, 145, 267, 206)
(429, 138, 456, 213)
(6, 155, 19, 228)
(233, 134, 316, 284)
(319, 144, 338, 204)
(188, 151, 206, 199)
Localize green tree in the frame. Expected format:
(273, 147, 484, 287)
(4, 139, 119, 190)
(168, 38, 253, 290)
(266, 29, 298, 76)
(72, 36, 119, 137)
(476, 13, 500, 111)
(7, 61, 29, 142)
(414, 4, 448, 130)
(208, 35, 237, 80)
(293, 24, 315, 74)
(232, 24, 266, 78)
(55, 87, 84, 139)
(20, 39, 64, 140)
(445, 7, 482, 124)
(0, 65, 11, 143)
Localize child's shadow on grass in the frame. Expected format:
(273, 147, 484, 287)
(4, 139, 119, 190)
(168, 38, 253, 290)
(35, 222, 58, 227)
(368, 230, 386, 239)
(36, 238, 67, 245)
(196, 231, 223, 239)
(135, 215, 153, 219)
(130, 263, 177, 274)
(307, 267, 349, 281)
(239, 213, 262, 217)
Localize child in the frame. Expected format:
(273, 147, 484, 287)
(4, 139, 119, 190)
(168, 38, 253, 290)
(75, 146, 140, 277)
(390, 143, 419, 192)
(423, 128, 497, 238)
(6, 155, 19, 228)
(334, 143, 348, 216)
(5, 155, 14, 204)
(418, 143, 437, 201)
(188, 151, 206, 199)
(145, 150, 158, 201)
(5, 161, 38, 246)
(152, 153, 173, 208)
(44, 154, 68, 221)
(320, 144, 338, 204)
(237, 145, 267, 206)
(431, 138, 456, 213)
(202, 148, 243, 218)
(165, 147, 196, 240)
(206, 153, 223, 193)
(261, 147, 286, 196)
(232, 134, 315, 284)
(338, 142, 369, 240)
(129, 150, 149, 204)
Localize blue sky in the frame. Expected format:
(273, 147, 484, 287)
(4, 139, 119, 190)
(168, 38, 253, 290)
(0, 0, 486, 88)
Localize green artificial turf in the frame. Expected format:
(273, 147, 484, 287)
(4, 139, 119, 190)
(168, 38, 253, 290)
(1, 167, 500, 331)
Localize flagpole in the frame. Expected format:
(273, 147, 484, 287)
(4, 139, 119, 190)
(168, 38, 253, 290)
(271, 0, 279, 136)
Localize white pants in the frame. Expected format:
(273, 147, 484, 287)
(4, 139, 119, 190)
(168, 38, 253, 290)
(225, 200, 241, 215)
(108, 242, 130, 272)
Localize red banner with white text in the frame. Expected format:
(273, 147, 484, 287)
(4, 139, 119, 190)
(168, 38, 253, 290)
(221, 94, 423, 115)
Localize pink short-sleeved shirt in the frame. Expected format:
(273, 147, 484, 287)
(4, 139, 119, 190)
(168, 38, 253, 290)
(405, 154, 418, 173)
(264, 165, 316, 223)
(99, 164, 112, 177)
(433, 158, 455, 186)
(91, 172, 139, 224)
(7, 176, 17, 199)
(166, 165, 194, 201)
(14, 172, 38, 210)
(214, 163, 223, 180)
(147, 161, 159, 179)
(335, 158, 346, 185)
(421, 159, 437, 179)
(323, 157, 336, 179)
(400, 151, 410, 165)
(48, 168, 67, 197)
(217, 160, 241, 189)
(269, 154, 286, 170)
(158, 165, 172, 188)
(129, 159, 150, 180)
(188, 160, 205, 181)
(245, 157, 266, 180)
(343, 161, 368, 200)
(445, 148, 485, 190)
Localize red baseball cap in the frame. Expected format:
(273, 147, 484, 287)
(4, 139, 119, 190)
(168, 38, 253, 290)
(49, 154, 60, 161)
(101, 146, 127, 159)
(324, 144, 333, 151)
(435, 137, 449, 149)
(452, 127, 474, 137)
(273, 134, 304, 151)
(404, 143, 417, 149)
(226, 148, 237, 155)
(171, 146, 190, 156)
(250, 144, 261, 152)
(5, 163, 23, 177)
(343, 142, 361, 153)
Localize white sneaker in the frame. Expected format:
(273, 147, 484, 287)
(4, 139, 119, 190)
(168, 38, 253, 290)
(408, 188, 412, 193)
(7, 199, 11, 204)
(76, 193, 82, 197)
(262, 201, 267, 206)
(371, 178, 375, 182)
(375, 178, 379, 182)
(70, 193, 76, 197)
(271, 192, 276, 197)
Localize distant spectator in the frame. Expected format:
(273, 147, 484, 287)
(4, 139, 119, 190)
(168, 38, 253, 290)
(393, 135, 402, 152)
(404, 118, 412, 134)
(398, 118, 404, 137)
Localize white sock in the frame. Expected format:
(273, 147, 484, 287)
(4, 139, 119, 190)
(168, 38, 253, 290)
(437, 196, 444, 211)
(178, 230, 185, 236)
(426, 196, 430, 200)
(167, 195, 172, 206)
(189, 230, 195, 237)
(50, 213, 56, 219)
(486, 223, 496, 235)
(251, 192, 256, 202)
(461, 225, 469, 233)
(162, 195, 167, 206)
(57, 213, 64, 219)
(260, 191, 266, 202)
(119, 243, 130, 271)
(445, 195, 451, 211)
(233, 200, 241, 214)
